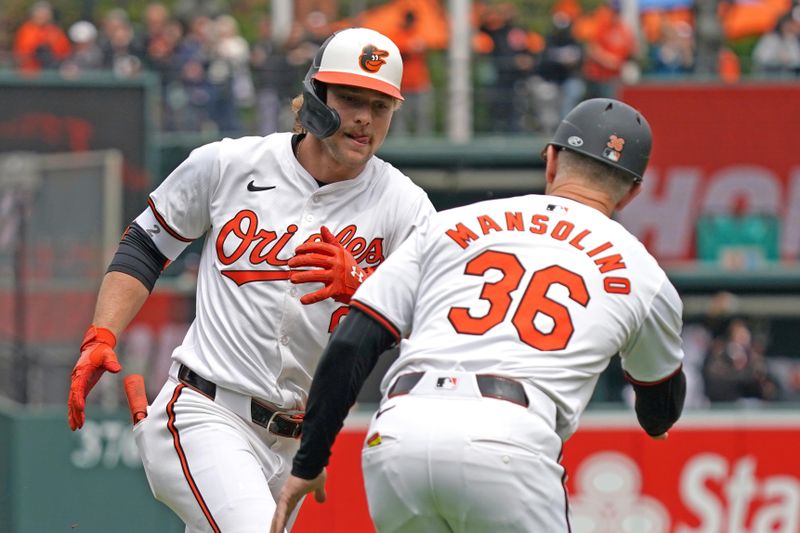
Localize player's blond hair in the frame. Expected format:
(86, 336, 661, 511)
(291, 94, 306, 134)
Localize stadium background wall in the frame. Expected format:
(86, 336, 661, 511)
(1, 405, 798, 532)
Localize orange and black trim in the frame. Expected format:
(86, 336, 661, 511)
(166, 384, 221, 533)
(148, 197, 193, 243)
(350, 299, 401, 343)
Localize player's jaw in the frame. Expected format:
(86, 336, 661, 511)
(319, 129, 372, 170)
(321, 119, 391, 175)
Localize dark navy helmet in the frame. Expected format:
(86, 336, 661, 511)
(548, 98, 652, 182)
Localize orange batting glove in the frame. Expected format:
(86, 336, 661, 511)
(288, 226, 370, 305)
(67, 325, 122, 431)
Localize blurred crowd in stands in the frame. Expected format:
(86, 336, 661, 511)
(679, 292, 800, 407)
(1, 0, 800, 136)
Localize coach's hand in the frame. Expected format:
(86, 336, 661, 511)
(289, 226, 369, 305)
(271, 470, 327, 533)
(68, 325, 122, 430)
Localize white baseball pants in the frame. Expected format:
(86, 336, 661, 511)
(362, 371, 570, 532)
(133, 367, 301, 533)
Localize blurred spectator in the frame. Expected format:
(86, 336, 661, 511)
(530, 10, 585, 135)
(250, 17, 300, 135)
(391, 10, 434, 137)
(209, 14, 253, 132)
(681, 322, 711, 409)
(479, 3, 537, 133)
(138, 2, 174, 71)
(680, 291, 740, 408)
(648, 19, 695, 77)
(173, 0, 228, 23)
(173, 14, 216, 131)
(13, 1, 72, 73)
(60, 21, 103, 77)
(703, 318, 779, 403)
(693, 0, 724, 77)
(136, 3, 184, 129)
(302, 10, 331, 47)
(768, 357, 800, 401)
(578, 4, 636, 100)
(98, 9, 142, 77)
(751, 10, 800, 77)
(718, 47, 741, 84)
(285, 20, 320, 80)
(0, 18, 14, 68)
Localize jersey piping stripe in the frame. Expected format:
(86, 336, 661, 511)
(147, 197, 193, 243)
(166, 384, 221, 533)
(559, 444, 572, 532)
(350, 300, 401, 342)
(623, 363, 683, 386)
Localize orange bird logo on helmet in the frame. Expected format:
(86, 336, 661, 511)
(359, 45, 389, 73)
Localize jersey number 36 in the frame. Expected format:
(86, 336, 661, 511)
(448, 250, 590, 351)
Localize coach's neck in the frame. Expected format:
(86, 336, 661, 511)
(546, 181, 616, 217)
(542, 145, 641, 218)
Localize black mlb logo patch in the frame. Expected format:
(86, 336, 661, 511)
(546, 204, 569, 215)
(436, 377, 459, 390)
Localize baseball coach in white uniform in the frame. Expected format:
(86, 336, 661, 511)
(67, 28, 434, 532)
(271, 98, 686, 533)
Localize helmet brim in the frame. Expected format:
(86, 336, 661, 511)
(314, 71, 404, 100)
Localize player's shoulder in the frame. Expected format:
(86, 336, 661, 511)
(216, 132, 290, 157)
(211, 133, 293, 177)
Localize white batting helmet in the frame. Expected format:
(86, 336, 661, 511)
(312, 27, 403, 100)
(300, 27, 404, 138)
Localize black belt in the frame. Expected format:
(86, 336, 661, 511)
(388, 372, 529, 407)
(178, 365, 303, 438)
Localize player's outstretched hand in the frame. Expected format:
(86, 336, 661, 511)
(270, 470, 327, 533)
(288, 226, 368, 305)
(67, 325, 122, 431)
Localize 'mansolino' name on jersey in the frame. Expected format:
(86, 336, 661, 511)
(445, 211, 631, 295)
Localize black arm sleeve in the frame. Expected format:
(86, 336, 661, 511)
(291, 308, 397, 479)
(107, 222, 169, 292)
(628, 367, 686, 437)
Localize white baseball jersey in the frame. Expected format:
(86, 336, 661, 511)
(133, 132, 433, 409)
(353, 193, 683, 441)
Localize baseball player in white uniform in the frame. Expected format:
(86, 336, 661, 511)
(66, 28, 434, 532)
(271, 99, 686, 533)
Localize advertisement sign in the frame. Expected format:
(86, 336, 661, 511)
(563, 412, 800, 533)
(618, 84, 800, 264)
